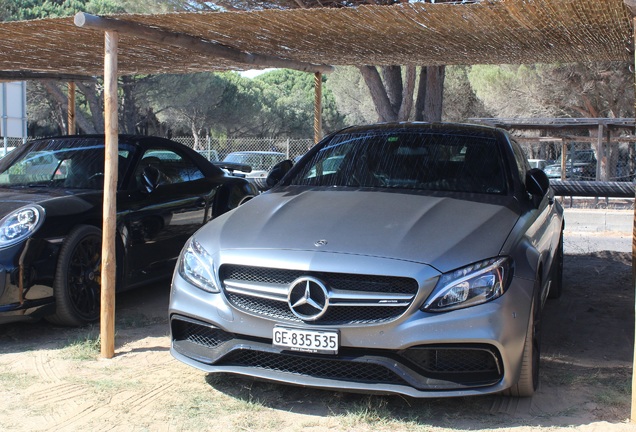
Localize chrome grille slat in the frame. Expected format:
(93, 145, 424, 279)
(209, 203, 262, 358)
(224, 279, 289, 302)
(220, 265, 419, 325)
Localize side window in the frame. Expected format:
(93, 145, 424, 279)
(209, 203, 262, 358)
(138, 149, 204, 186)
(510, 140, 530, 185)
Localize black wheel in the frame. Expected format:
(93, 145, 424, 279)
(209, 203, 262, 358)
(505, 285, 541, 397)
(46, 225, 102, 326)
(547, 232, 564, 299)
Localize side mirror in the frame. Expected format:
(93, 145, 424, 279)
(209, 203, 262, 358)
(526, 168, 549, 198)
(266, 160, 293, 189)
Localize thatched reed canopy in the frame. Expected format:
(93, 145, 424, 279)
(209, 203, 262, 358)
(0, 0, 633, 80)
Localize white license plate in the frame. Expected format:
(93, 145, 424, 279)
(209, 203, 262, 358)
(273, 326, 339, 354)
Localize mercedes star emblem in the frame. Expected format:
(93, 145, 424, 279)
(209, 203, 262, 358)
(287, 276, 329, 321)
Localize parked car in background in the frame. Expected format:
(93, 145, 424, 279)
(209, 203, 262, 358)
(169, 122, 564, 398)
(528, 159, 548, 170)
(544, 150, 596, 180)
(0, 135, 257, 326)
(222, 151, 286, 190)
(197, 149, 220, 162)
(0, 146, 16, 159)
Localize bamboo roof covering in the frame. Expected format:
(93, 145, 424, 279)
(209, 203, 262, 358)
(0, 0, 633, 79)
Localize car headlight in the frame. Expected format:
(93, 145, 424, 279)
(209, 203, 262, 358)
(0, 205, 45, 248)
(422, 257, 511, 312)
(178, 238, 219, 293)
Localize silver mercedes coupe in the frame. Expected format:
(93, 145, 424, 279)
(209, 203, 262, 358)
(169, 122, 564, 398)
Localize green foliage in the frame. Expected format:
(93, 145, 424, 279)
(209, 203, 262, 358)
(1, 0, 125, 21)
(467, 62, 634, 119)
(327, 66, 377, 125)
(442, 66, 490, 121)
(256, 69, 346, 137)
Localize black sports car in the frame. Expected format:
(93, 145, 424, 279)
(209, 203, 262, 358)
(0, 135, 257, 326)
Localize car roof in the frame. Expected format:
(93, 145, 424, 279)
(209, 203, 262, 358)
(335, 122, 504, 137)
(227, 151, 286, 155)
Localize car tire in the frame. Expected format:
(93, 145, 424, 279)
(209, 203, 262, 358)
(505, 284, 541, 397)
(46, 225, 102, 327)
(547, 232, 564, 299)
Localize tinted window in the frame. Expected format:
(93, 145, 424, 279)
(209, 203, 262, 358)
(0, 138, 134, 189)
(288, 131, 507, 195)
(510, 139, 529, 185)
(137, 149, 204, 186)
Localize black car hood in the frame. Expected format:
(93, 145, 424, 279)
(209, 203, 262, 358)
(0, 187, 97, 218)
(209, 186, 521, 273)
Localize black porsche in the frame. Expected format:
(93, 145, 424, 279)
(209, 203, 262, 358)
(0, 135, 257, 326)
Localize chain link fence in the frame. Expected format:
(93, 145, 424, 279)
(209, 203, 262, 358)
(171, 136, 314, 162)
(518, 139, 636, 182)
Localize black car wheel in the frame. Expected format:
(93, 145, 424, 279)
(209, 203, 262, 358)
(505, 282, 541, 397)
(547, 232, 564, 299)
(46, 225, 102, 326)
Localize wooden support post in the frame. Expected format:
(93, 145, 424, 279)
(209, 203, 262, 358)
(67, 82, 76, 135)
(101, 30, 118, 359)
(560, 140, 568, 181)
(596, 123, 605, 181)
(631, 17, 636, 423)
(314, 72, 322, 145)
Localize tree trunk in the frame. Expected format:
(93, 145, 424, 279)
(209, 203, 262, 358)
(382, 66, 403, 116)
(398, 66, 416, 121)
(358, 65, 396, 122)
(359, 65, 419, 122)
(77, 82, 105, 133)
(191, 121, 201, 149)
(42, 81, 98, 134)
(120, 76, 137, 134)
(415, 66, 446, 122)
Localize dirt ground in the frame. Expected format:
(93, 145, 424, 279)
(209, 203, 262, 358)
(0, 249, 634, 432)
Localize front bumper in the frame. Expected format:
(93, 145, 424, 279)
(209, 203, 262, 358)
(169, 255, 535, 398)
(0, 239, 58, 324)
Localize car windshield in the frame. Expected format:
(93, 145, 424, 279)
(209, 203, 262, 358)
(288, 131, 508, 195)
(0, 138, 135, 189)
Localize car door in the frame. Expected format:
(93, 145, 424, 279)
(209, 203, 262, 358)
(122, 147, 217, 286)
(510, 140, 560, 300)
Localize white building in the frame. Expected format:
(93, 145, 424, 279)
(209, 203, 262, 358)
(0, 81, 27, 156)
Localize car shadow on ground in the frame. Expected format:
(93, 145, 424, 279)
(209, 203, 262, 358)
(0, 279, 171, 355)
(206, 251, 634, 429)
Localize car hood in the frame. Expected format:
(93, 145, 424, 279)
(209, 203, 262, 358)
(205, 186, 521, 273)
(0, 187, 98, 218)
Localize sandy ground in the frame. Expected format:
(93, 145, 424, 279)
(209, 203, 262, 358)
(0, 247, 634, 431)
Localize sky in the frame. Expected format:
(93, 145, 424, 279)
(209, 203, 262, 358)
(239, 68, 275, 78)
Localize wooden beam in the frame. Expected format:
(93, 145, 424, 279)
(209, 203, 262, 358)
(0, 71, 95, 82)
(100, 30, 118, 359)
(74, 12, 334, 75)
(314, 72, 322, 144)
(631, 15, 636, 424)
(67, 83, 76, 135)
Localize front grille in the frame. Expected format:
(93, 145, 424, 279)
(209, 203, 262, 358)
(227, 292, 409, 325)
(172, 319, 233, 348)
(219, 265, 418, 325)
(221, 350, 407, 385)
(400, 346, 502, 382)
(171, 317, 504, 390)
(220, 265, 417, 295)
